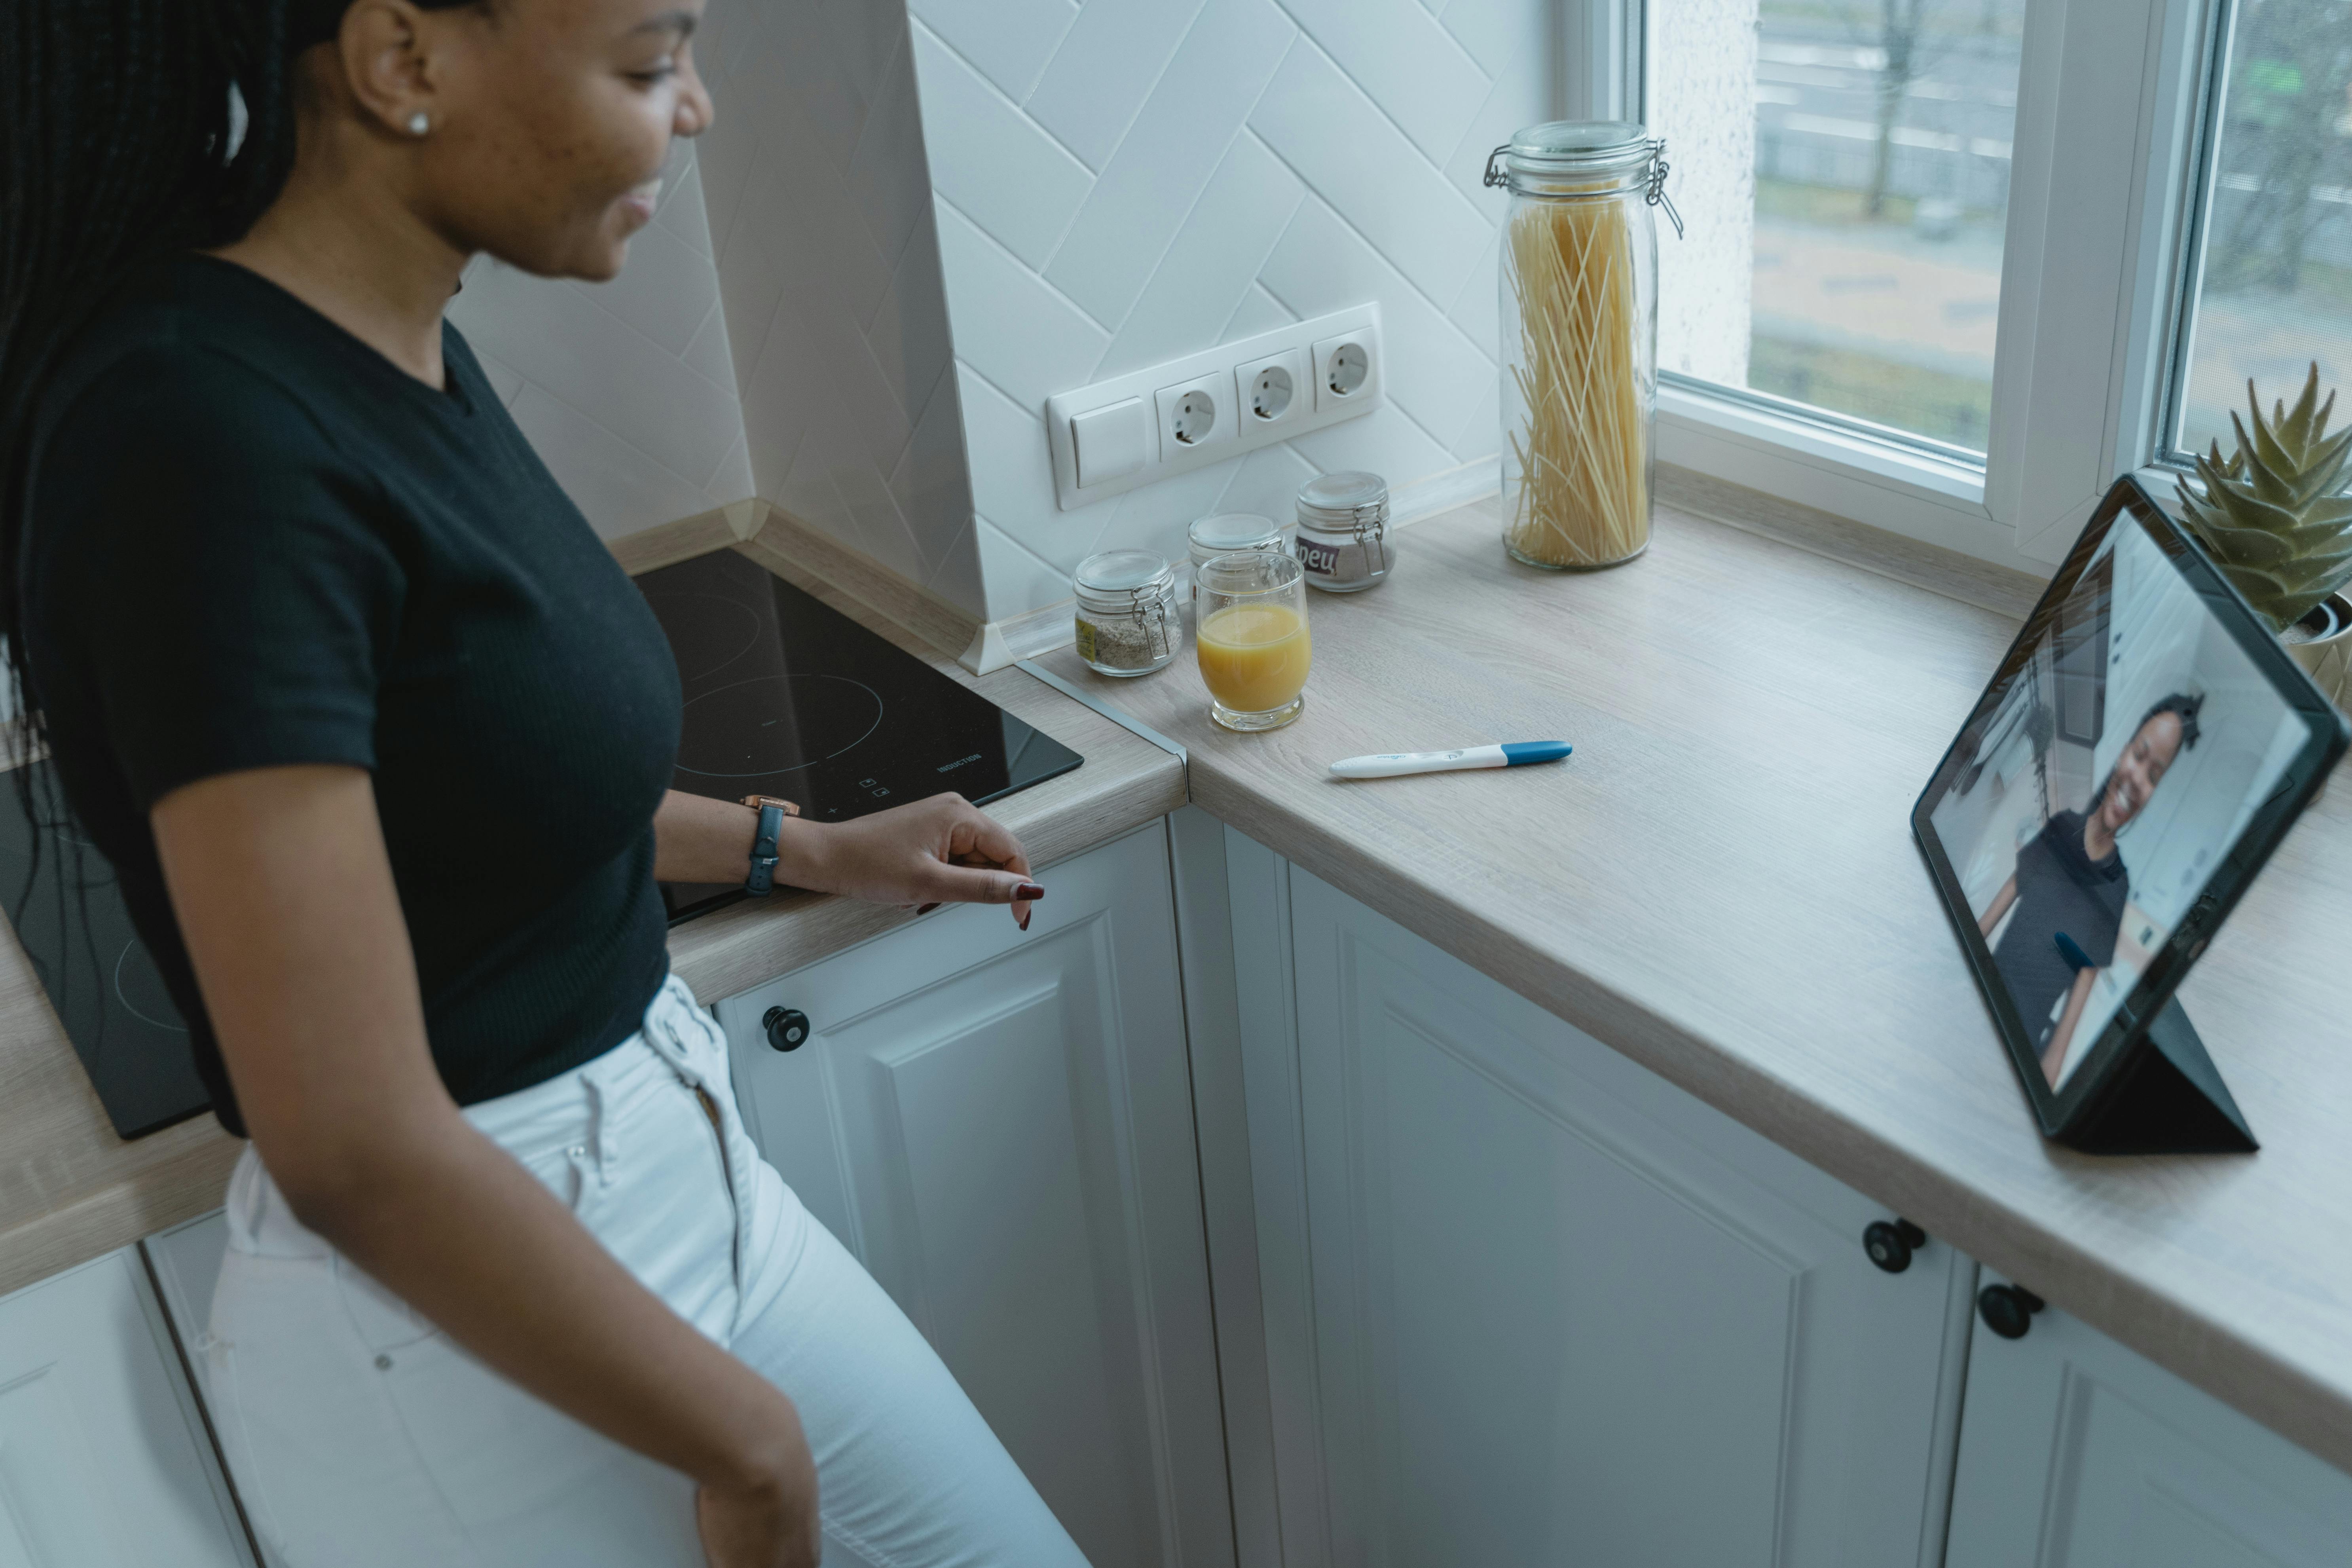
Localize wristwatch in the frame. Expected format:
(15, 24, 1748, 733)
(739, 795, 802, 896)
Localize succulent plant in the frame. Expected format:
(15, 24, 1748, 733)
(2176, 362, 2352, 634)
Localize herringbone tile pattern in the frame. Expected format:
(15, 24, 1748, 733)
(909, 0, 1546, 617)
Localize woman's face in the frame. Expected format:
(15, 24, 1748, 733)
(398, 0, 714, 280)
(2096, 712, 2186, 833)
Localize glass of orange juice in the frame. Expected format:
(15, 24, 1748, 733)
(1196, 551, 1311, 731)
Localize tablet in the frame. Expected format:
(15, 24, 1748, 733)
(1912, 474, 2347, 1143)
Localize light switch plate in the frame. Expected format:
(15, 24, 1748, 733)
(1070, 397, 1146, 487)
(1043, 303, 1384, 510)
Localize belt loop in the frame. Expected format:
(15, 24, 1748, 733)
(584, 1071, 617, 1182)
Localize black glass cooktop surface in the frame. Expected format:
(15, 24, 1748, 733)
(0, 761, 206, 1139)
(639, 549, 1083, 923)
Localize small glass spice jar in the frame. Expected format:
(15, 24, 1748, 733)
(1187, 512, 1291, 601)
(1293, 470, 1391, 593)
(1072, 550, 1180, 677)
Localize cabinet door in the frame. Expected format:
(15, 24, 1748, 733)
(1234, 842, 1974, 1568)
(714, 822, 1230, 1568)
(0, 1247, 255, 1566)
(1947, 1276, 2352, 1566)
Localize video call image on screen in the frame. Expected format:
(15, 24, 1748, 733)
(1928, 515, 2307, 1092)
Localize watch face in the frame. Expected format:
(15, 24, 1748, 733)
(637, 549, 1083, 923)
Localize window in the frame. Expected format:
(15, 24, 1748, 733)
(1594, 0, 2326, 573)
(2167, 0, 2352, 459)
(1655, 0, 2026, 454)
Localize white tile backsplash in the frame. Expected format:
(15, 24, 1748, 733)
(917, 0, 1546, 620)
(910, 24, 1096, 271)
(1276, 0, 1492, 165)
(456, 0, 1551, 631)
(1040, 0, 1297, 327)
(906, 0, 1079, 102)
(1023, 0, 1211, 172)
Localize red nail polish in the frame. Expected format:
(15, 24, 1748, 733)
(1018, 910, 1031, 931)
(1017, 882, 1045, 900)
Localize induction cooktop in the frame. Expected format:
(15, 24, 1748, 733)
(0, 760, 207, 1139)
(639, 548, 1083, 923)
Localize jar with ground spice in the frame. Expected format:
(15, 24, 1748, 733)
(1293, 470, 1391, 592)
(1072, 551, 1180, 677)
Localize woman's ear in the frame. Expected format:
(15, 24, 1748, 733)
(335, 1, 441, 138)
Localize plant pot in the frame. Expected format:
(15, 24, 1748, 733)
(2284, 592, 2352, 712)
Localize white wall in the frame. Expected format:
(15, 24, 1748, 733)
(474, 1, 1559, 629)
(903, 0, 1553, 621)
(693, 0, 987, 619)
(447, 139, 756, 540)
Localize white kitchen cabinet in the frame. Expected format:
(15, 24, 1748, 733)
(715, 821, 1232, 1568)
(1224, 834, 1977, 1568)
(0, 1244, 256, 1566)
(1946, 1275, 2352, 1566)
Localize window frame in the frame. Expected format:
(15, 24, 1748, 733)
(1599, 0, 2227, 573)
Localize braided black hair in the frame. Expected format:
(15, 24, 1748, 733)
(2136, 691, 2204, 753)
(1, 1, 303, 774)
(0, 1, 480, 772)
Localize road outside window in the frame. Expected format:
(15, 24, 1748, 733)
(2173, 0, 2352, 458)
(1652, 0, 2024, 453)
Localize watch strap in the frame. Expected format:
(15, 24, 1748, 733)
(744, 802, 785, 896)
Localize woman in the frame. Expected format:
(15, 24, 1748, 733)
(1, 4, 1089, 1566)
(1976, 693, 2202, 1088)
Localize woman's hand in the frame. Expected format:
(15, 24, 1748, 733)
(696, 1433, 822, 1568)
(800, 793, 1042, 929)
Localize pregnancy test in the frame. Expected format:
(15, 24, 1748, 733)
(1328, 741, 1571, 779)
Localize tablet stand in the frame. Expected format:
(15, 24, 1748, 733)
(2060, 997, 2258, 1154)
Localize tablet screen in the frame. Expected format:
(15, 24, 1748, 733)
(1915, 479, 2344, 1121)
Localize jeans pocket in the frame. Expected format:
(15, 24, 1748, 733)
(375, 1333, 702, 1561)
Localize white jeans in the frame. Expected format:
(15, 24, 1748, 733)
(205, 973, 1091, 1568)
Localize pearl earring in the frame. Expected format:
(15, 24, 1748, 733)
(406, 111, 429, 136)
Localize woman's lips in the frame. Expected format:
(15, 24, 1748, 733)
(620, 176, 664, 225)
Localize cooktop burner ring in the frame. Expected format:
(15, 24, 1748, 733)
(673, 673, 887, 778)
(640, 591, 764, 683)
(113, 939, 186, 1033)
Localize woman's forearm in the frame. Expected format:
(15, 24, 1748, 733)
(154, 767, 810, 1501)
(653, 789, 835, 888)
(2041, 969, 2098, 1087)
(306, 1107, 805, 1494)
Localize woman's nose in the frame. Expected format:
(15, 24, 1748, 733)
(677, 66, 715, 138)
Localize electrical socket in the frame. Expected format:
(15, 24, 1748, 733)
(1043, 303, 1384, 509)
(1235, 347, 1308, 431)
(1154, 371, 1235, 458)
(1311, 324, 1383, 413)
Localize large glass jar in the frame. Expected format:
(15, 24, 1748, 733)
(1485, 122, 1674, 571)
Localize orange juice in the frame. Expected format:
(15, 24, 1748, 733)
(1197, 602, 1311, 713)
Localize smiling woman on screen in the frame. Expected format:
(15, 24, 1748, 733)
(0, 4, 1078, 1566)
(1976, 694, 2203, 1089)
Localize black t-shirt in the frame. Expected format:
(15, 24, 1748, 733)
(1989, 808, 2128, 1047)
(21, 255, 683, 1137)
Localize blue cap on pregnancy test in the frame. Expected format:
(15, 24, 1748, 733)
(1500, 741, 1573, 765)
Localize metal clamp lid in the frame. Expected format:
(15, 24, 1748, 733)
(1484, 134, 1682, 240)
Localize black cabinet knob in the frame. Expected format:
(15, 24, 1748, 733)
(1864, 1219, 1928, 1273)
(763, 1007, 810, 1052)
(1977, 1283, 2047, 1340)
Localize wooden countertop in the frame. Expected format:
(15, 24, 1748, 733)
(0, 537, 1183, 1301)
(1036, 493, 2352, 1475)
